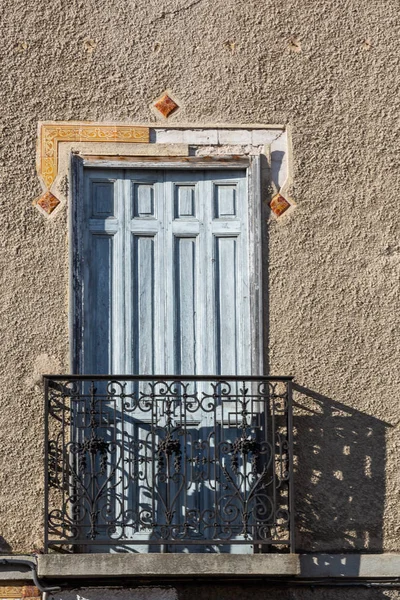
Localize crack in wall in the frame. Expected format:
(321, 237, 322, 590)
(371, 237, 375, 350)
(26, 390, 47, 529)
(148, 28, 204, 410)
(150, 0, 205, 24)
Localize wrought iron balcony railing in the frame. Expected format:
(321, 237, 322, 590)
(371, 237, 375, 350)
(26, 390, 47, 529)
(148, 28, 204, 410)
(44, 375, 294, 552)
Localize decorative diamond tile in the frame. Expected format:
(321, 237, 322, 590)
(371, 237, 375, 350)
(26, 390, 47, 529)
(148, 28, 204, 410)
(35, 191, 60, 215)
(269, 193, 291, 217)
(154, 93, 179, 118)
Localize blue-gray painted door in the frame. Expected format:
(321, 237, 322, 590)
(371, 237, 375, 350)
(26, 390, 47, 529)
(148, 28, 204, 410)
(79, 167, 256, 552)
(81, 168, 251, 377)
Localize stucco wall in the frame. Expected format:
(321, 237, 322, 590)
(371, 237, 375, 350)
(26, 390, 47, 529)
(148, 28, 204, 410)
(0, 0, 399, 554)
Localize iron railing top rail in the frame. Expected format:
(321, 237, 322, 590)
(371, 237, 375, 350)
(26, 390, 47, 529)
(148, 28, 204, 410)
(43, 374, 294, 381)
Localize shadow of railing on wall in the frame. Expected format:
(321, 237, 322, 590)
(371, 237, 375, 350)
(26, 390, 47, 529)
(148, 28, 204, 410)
(293, 383, 391, 562)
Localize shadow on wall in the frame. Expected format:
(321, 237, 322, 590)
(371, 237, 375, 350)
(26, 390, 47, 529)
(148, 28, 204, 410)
(293, 384, 391, 557)
(0, 536, 12, 553)
(270, 150, 285, 191)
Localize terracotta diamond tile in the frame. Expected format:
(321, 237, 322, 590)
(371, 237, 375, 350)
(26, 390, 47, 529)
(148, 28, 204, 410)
(35, 191, 60, 215)
(154, 93, 179, 118)
(269, 193, 291, 217)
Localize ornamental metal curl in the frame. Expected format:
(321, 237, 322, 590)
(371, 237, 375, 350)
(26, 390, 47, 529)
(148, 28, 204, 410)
(44, 375, 294, 552)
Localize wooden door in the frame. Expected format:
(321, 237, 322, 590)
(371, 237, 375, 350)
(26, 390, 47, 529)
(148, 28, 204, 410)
(79, 168, 251, 377)
(75, 166, 259, 552)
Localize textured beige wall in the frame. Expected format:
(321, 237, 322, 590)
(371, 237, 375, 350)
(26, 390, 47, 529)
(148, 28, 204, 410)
(0, 0, 399, 554)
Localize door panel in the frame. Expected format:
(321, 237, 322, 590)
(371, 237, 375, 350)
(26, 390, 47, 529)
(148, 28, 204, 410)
(132, 235, 156, 375)
(215, 236, 238, 374)
(174, 237, 197, 375)
(82, 170, 124, 375)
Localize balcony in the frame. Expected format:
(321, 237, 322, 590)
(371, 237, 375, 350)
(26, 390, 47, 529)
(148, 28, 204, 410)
(44, 375, 294, 553)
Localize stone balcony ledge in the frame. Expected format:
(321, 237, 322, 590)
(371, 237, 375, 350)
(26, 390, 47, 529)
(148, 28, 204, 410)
(37, 553, 299, 579)
(2, 554, 400, 582)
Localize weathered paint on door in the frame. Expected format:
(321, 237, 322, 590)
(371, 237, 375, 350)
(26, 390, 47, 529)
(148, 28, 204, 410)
(81, 168, 251, 377)
(78, 167, 257, 552)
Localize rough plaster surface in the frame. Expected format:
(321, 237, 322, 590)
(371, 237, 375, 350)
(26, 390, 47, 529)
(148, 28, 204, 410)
(0, 0, 399, 555)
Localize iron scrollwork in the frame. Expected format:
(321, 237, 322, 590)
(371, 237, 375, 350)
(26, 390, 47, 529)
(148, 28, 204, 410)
(44, 376, 293, 551)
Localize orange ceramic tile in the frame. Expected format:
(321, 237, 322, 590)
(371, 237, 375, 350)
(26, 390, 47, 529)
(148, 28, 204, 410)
(36, 191, 60, 215)
(154, 94, 179, 118)
(269, 193, 291, 217)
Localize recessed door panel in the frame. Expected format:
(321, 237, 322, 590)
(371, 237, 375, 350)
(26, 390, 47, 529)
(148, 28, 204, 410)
(174, 237, 197, 375)
(132, 235, 155, 375)
(215, 236, 238, 375)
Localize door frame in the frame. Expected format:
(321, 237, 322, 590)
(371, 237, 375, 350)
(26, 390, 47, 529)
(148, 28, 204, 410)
(70, 154, 265, 376)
